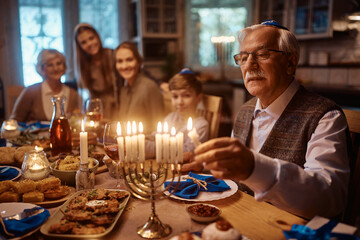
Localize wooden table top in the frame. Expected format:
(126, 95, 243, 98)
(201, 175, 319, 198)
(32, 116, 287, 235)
(38, 170, 307, 240)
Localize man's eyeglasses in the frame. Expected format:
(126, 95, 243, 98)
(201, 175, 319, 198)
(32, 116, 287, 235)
(233, 48, 287, 66)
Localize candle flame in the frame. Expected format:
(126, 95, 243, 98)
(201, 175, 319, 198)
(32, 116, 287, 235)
(35, 146, 39, 152)
(157, 122, 162, 133)
(164, 122, 169, 133)
(90, 120, 95, 127)
(32, 163, 42, 170)
(81, 119, 85, 132)
(171, 127, 176, 136)
(127, 121, 131, 135)
(117, 122, 121, 136)
(187, 117, 193, 131)
(139, 122, 143, 133)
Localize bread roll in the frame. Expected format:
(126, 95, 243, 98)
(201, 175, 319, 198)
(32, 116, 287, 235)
(37, 177, 61, 192)
(0, 191, 20, 202)
(11, 179, 37, 193)
(22, 191, 44, 202)
(0, 147, 16, 165)
(14, 146, 35, 164)
(0, 180, 11, 194)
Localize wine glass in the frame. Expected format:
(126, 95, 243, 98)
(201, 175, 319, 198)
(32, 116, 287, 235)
(103, 121, 123, 188)
(84, 98, 103, 124)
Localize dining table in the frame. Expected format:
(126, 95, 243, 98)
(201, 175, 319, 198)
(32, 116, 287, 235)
(29, 168, 307, 240)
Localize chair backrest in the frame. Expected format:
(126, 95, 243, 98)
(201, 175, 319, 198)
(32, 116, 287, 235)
(196, 94, 223, 139)
(343, 108, 360, 225)
(7, 85, 24, 114)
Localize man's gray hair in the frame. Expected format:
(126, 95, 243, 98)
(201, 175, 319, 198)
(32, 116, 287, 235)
(237, 24, 300, 65)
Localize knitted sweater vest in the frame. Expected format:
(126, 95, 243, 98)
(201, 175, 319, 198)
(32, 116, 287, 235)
(233, 86, 343, 167)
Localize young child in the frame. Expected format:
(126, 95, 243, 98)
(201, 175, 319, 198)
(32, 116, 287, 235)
(145, 68, 209, 159)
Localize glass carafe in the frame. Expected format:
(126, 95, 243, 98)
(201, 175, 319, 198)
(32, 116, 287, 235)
(50, 96, 72, 156)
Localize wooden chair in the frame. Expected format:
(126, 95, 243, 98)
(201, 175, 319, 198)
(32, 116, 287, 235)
(343, 108, 360, 225)
(197, 94, 223, 139)
(7, 85, 24, 114)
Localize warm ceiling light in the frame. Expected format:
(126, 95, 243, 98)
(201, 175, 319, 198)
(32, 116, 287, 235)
(348, 12, 360, 21)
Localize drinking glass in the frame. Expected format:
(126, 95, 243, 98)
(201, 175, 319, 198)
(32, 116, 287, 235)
(103, 121, 123, 188)
(84, 98, 103, 123)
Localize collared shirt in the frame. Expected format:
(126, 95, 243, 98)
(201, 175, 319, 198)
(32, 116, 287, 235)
(41, 81, 70, 120)
(240, 80, 350, 218)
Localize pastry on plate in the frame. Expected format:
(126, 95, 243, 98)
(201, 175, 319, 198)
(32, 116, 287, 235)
(202, 219, 242, 240)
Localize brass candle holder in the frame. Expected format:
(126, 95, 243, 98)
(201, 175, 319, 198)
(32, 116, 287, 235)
(120, 160, 182, 239)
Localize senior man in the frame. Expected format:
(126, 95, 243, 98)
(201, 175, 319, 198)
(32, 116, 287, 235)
(184, 21, 351, 219)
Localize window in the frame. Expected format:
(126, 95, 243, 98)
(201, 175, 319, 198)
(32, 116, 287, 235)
(79, 0, 119, 49)
(185, 0, 249, 67)
(19, 0, 64, 87)
(18, 0, 119, 87)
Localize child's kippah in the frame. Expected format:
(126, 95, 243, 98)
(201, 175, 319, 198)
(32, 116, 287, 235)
(179, 68, 195, 75)
(261, 20, 289, 31)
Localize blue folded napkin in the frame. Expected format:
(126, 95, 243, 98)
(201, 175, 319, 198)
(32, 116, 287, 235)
(0, 167, 18, 181)
(0, 138, 6, 147)
(283, 220, 360, 240)
(18, 121, 50, 132)
(164, 172, 231, 199)
(0, 207, 50, 237)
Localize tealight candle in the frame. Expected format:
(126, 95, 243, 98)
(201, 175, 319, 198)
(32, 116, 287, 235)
(187, 117, 201, 147)
(125, 121, 132, 162)
(163, 122, 170, 163)
(155, 122, 163, 163)
(22, 151, 50, 180)
(116, 122, 125, 162)
(80, 120, 88, 164)
(170, 127, 176, 163)
(131, 121, 138, 162)
(138, 122, 145, 162)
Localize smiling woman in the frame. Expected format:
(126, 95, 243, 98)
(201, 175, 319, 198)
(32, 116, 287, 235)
(115, 41, 164, 133)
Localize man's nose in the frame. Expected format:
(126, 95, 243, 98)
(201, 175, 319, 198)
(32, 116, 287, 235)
(244, 54, 259, 69)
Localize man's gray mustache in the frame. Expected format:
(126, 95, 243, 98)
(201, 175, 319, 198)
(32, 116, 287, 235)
(245, 71, 266, 81)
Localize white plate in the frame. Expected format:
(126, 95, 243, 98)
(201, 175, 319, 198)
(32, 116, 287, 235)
(0, 166, 21, 181)
(0, 202, 43, 240)
(40, 189, 130, 238)
(163, 174, 238, 202)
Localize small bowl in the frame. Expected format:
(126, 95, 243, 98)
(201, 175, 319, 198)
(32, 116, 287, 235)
(186, 203, 221, 223)
(50, 158, 98, 186)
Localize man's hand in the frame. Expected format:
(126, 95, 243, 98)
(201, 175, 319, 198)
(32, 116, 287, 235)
(193, 137, 255, 181)
(181, 152, 203, 172)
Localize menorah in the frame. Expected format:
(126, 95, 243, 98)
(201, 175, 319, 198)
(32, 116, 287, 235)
(119, 160, 183, 239)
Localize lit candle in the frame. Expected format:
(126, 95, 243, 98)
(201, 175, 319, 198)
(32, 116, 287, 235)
(35, 145, 44, 153)
(176, 132, 184, 163)
(163, 122, 170, 163)
(116, 122, 125, 162)
(155, 122, 163, 163)
(125, 121, 132, 162)
(30, 162, 44, 173)
(80, 120, 88, 164)
(138, 122, 145, 162)
(187, 117, 201, 147)
(131, 121, 138, 162)
(170, 127, 176, 163)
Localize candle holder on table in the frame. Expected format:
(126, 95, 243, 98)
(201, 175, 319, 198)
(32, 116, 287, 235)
(117, 121, 184, 239)
(120, 160, 182, 239)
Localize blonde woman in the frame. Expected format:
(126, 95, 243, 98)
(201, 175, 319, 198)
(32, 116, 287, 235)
(10, 49, 80, 122)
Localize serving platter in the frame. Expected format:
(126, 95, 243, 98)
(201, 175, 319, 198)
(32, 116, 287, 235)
(40, 189, 130, 238)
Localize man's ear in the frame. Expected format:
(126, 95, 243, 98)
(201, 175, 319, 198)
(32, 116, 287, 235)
(286, 54, 297, 75)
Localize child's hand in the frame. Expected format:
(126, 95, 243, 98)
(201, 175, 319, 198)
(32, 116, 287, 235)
(181, 152, 203, 173)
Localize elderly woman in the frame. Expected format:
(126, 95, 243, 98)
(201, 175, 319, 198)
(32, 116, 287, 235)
(74, 23, 118, 120)
(10, 49, 80, 122)
(115, 41, 164, 133)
